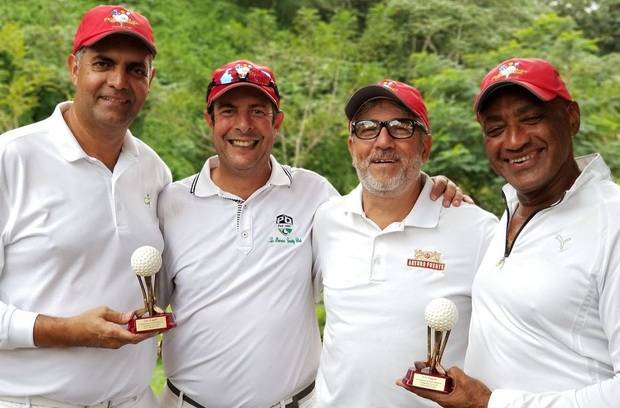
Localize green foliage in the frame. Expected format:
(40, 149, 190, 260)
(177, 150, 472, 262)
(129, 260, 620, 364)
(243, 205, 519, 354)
(1, 0, 619, 216)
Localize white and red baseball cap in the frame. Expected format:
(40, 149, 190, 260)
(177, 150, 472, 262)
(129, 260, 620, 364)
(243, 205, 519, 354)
(72, 5, 156, 55)
(206, 60, 280, 109)
(474, 58, 571, 112)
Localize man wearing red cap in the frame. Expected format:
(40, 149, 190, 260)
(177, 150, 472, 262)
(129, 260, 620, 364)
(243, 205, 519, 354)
(311, 80, 496, 407)
(399, 58, 620, 407)
(0, 5, 168, 407)
(156, 62, 466, 407)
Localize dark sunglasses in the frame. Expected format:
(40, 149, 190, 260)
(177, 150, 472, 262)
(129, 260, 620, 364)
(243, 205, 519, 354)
(351, 118, 426, 140)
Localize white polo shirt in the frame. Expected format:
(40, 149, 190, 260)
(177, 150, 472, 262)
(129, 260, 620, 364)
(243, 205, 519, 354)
(465, 154, 620, 408)
(157, 155, 338, 408)
(0, 102, 171, 404)
(313, 176, 497, 407)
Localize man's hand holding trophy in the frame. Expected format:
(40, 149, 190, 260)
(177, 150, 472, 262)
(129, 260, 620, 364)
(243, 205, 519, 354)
(402, 298, 458, 393)
(128, 246, 176, 333)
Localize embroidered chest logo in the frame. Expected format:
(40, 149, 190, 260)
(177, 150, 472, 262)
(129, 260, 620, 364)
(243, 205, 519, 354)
(407, 249, 446, 271)
(555, 234, 571, 252)
(269, 214, 302, 244)
(143, 193, 152, 206)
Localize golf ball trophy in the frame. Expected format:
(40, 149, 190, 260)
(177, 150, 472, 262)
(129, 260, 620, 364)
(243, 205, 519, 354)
(128, 246, 176, 333)
(402, 298, 458, 393)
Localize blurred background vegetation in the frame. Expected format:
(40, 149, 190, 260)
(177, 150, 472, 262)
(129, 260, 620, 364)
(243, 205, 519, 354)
(1, 0, 619, 392)
(2, 0, 619, 214)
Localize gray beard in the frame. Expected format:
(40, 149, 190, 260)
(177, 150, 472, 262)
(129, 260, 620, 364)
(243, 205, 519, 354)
(352, 154, 422, 196)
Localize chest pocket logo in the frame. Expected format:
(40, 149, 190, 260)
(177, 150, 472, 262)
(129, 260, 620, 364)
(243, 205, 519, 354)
(407, 249, 446, 271)
(269, 213, 302, 244)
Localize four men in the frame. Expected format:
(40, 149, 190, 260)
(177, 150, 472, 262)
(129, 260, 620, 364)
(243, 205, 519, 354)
(399, 59, 620, 407)
(2, 5, 617, 408)
(312, 80, 496, 407)
(0, 5, 169, 408)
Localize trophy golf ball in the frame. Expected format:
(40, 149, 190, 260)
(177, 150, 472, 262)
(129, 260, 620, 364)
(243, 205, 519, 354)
(424, 298, 458, 331)
(131, 246, 162, 276)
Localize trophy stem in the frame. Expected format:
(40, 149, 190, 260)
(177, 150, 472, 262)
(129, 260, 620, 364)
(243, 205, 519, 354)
(137, 276, 148, 313)
(430, 330, 443, 372)
(436, 330, 451, 367)
(426, 326, 432, 365)
(144, 276, 155, 316)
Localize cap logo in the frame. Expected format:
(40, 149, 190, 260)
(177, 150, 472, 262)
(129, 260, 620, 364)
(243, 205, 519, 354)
(235, 63, 252, 79)
(492, 61, 525, 81)
(104, 8, 138, 26)
(380, 80, 397, 92)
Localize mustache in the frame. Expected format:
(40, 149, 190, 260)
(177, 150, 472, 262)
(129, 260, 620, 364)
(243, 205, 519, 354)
(367, 152, 399, 162)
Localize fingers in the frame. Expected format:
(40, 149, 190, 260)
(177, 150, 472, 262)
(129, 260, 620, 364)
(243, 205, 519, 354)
(100, 307, 133, 325)
(462, 194, 475, 204)
(430, 175, 448, 201)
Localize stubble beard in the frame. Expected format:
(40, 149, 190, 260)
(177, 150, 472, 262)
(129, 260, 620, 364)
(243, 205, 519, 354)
(352, 153, 423, 196)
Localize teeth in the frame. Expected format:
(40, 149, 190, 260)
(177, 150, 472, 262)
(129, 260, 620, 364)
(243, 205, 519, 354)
(230, 140, 255, 147)
(101, 96, 128, 103)
(509, 153, 534, 164)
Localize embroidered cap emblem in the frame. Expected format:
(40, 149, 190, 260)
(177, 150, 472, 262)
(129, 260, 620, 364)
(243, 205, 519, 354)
(407, 249, 445, 271)
(144, 193, 151, 206)
(104, 8, 138, 26)
(492, 61, 525, 80)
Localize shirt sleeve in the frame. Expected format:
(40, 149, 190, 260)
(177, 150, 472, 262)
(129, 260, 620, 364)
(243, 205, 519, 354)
(0, 161, 38, 349)
(310, 180, 339, 303)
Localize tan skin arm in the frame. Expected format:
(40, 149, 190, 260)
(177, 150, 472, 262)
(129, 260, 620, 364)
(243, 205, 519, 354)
(397, 366, 491, 408)
(33, 306, 155, 349)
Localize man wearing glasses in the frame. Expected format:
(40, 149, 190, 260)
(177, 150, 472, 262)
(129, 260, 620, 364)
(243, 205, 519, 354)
(312, 80, 496, 407)
(156, 63, 466, 407)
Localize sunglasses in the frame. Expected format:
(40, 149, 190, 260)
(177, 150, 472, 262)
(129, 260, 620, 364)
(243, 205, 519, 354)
(351, 118, 426, 140)
(207, 64, 280, 100)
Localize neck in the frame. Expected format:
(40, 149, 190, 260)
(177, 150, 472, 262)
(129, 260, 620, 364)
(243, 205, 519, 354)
(63, 106, 125, 171)
(362, 176, 424, 230)
(516, 159, 581, 219)
(211, 160, 272, 200)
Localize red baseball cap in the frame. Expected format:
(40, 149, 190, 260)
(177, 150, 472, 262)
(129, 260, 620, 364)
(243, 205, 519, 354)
(72, 5, 156, 55)
(345, 80, 430, 132)
(474, 58, 571, 112)
(206, 60, 280, 109)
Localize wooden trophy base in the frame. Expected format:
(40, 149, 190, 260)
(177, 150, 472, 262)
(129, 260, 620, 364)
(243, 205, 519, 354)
(402, 361, 453, 393)
(128, 313, 176, 333)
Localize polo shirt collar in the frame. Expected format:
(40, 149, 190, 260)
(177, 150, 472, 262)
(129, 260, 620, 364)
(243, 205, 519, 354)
(51, 101, 140, 163)
(343, 173, 442, 229)
(193, 155, 291, 198)
(501, 153, 610, 211)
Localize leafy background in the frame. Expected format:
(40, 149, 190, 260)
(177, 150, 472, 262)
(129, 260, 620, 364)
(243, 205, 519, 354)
(1, 0, 619, 392)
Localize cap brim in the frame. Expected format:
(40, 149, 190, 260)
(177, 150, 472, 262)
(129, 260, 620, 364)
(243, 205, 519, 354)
(345, 85, 411, 120)
(208, 82, 279, 109)
(475, 80, 557, 112)
(79, 30, 156, 55)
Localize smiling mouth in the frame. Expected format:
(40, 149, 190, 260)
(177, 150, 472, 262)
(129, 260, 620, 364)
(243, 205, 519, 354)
(507, 153, 535, 164)
(229, 140, 258, 147)
(99, 96, 130, 104)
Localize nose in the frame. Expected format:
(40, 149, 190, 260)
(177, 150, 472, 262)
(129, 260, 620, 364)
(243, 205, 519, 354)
(504, 124, 530, 150)
(107, 68, 129, 89)
(374, 125, 395, 149)
(235, 110, 254, 134)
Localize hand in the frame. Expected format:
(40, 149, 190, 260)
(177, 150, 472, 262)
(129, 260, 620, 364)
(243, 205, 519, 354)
(396, 367, 491, 408)
(34, 306, 156, 349)
(430, 175, 474, 207)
